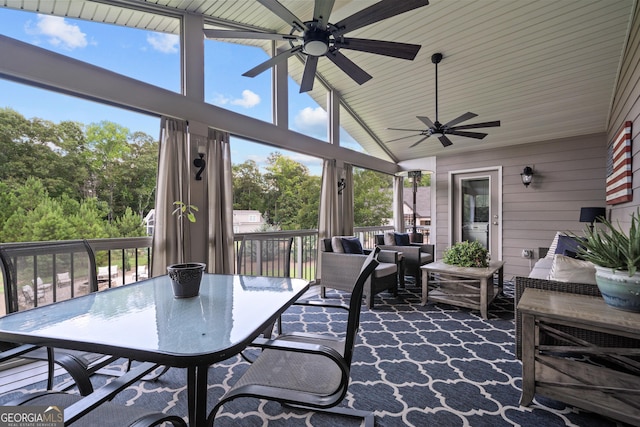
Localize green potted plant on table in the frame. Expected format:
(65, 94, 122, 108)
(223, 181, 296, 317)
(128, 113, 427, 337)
(442, 240, 489, 268)
(167, 201, 205, 298)
(575, 209, 640, 312)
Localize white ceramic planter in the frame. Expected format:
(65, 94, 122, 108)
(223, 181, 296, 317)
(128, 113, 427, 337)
(594, 265, 640, 313)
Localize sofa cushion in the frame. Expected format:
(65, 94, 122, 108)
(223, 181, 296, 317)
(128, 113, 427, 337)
(548, 254, 597, 285)
(555, 234, 584, 258)
(528, 257, 554, 279)
(341, 237, 364, 254)
(394, 232, 411, 246)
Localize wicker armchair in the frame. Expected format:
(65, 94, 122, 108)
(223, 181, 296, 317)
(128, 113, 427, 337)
(319, 237, 400, 309)
(514, 276, 640, 359)
(375, 233, 434, 286)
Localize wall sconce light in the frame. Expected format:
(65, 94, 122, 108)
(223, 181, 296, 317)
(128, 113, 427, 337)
(520, 166, 534, 188)
(193, 153, 206, 181)
(579, 207, 606, 231)
(337, 178, 346, 195)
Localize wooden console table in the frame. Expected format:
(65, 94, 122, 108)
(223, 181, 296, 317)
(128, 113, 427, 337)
(518, 288, 640, 425)
(420, 260, 504, 319)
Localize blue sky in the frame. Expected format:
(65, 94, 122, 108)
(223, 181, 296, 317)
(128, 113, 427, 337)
(0, 8, 361, 175)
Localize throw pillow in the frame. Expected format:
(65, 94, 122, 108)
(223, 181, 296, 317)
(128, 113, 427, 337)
(555, 234, 585, 259)
(547, 254, 597, 285)
(331, 236, 346, 253)
(341, 237, 364, 254)
(394, 232, 411, 246)
(383, 231, 396, 246)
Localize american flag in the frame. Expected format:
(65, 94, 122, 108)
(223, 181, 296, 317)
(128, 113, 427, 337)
(606, 121, 633, 205)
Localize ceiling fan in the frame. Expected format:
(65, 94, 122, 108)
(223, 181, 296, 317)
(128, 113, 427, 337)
(387, 52, 501, 148)
(203, 0, 429, 93)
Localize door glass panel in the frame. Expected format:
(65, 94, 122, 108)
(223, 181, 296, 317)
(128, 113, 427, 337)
(461, 178, 489, 249)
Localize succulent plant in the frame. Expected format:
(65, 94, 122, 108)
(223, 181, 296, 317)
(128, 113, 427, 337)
(574, 209, 640, 276)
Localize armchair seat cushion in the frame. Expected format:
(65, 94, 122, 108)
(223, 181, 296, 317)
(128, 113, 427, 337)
(419, 252, 433, 264)
(373, 262, 397, 278)
(320, 238, 400, 308)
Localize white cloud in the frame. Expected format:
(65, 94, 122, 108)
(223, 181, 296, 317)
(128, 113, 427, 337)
(212, 90, 260, 109)
(230, 90, 261, 108)
(212, 93, 230, 105)
(147, 33, 179, 54)
(28, 15, 88, 50)
(294, 106, 327, 138)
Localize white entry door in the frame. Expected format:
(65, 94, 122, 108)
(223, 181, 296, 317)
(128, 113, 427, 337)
(450, 168, 501, 259)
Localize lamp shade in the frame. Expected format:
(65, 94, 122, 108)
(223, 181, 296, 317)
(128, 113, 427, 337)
(579, 207, 606, 224)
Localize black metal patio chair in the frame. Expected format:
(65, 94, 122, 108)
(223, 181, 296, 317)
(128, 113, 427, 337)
(207, 247, 380, 426)
(4, 361, 186, 427)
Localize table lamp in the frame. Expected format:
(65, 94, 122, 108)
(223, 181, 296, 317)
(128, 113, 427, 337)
(579, 207, 606, 231)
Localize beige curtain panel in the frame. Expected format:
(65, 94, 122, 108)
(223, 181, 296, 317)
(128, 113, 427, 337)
(393, 175, 405, 233)
(205, 127, 234, 274)
(316, 159, 338, 281)
(340, 163, 354, 237)
(151, 117, 190, 277)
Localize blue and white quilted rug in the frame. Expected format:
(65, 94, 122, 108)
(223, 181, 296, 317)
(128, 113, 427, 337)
(0, 282, 627, 426)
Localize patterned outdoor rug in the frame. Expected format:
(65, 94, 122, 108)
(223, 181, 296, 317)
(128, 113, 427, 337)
(0, 281, 627, 426)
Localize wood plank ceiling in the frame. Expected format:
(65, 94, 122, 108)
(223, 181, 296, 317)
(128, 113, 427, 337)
(1, 0, 635, 163)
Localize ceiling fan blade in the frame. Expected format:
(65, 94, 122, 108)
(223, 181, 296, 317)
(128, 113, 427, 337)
(258, 0, 308, 32)
(438, 135, 453, 147)
(300, 56, 319, 93)
(314, 0, 335, 28)
(387, 127, 424, 132)
(387, 133, 424, 143)
(443, 112, 478, 128)
(416, 116, 436, 128)
(333, 0, 430, 37)
(449, 120, 501, 131)
(447, 130, 488, 139)
(203, 29, 299, 42)
(335, 38, 421, 60)
(242, 46, 301, 77)
(410, 135, 431, 148)
(325, 49, 372, 85)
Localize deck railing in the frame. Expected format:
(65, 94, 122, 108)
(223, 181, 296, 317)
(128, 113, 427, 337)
(0, 226, 430, 315)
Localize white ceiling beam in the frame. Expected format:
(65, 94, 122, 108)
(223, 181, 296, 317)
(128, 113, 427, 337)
(0, 35, 399, 175)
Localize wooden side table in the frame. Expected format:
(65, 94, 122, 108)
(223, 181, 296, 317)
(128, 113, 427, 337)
(518, 288, 640, 425)
(420, 260, 505, 319)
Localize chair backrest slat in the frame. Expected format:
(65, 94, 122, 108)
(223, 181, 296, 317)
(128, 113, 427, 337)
(343, 248, 379, 365)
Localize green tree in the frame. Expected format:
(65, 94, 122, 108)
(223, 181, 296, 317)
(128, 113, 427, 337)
(353, 168, 393, 226)
(263, 153, 318, 230)
(232, 160, 267, 212)
(114, 207, 146, 237)
(85, 121, 132, 223)
(68, 198, 110, 239)
(296, 175, 321, 229)
(115, 132, 157, 219)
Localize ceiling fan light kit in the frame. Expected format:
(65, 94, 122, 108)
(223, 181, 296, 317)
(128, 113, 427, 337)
(205, 0, 430, 93)
(387, 52, 501, 147)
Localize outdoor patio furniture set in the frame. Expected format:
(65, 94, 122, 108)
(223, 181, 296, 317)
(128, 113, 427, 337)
(319, 232, 434, 308)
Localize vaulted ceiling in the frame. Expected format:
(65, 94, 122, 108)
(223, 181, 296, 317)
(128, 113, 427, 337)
(1, 0, 635, 163)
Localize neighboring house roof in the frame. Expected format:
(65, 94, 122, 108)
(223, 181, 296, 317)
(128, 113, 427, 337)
(403, 187, 431, 218)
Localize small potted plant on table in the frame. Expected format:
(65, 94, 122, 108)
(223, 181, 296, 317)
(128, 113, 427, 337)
(167, 201, 205, 298)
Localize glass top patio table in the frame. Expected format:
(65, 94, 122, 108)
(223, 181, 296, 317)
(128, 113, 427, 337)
(0, 273, 309, 426)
